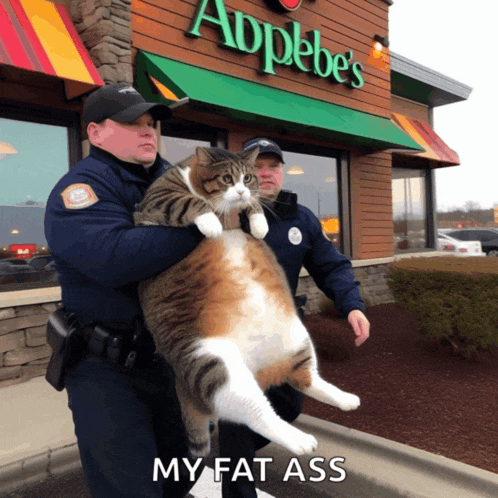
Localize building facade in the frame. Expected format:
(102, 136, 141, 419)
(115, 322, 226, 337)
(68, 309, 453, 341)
(0, 0, 471, 387)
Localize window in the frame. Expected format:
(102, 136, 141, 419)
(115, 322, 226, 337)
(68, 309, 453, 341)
(392, 167, 427, 252)
(476, 230, 498, 242)
(0, 105, 80, 291)
(281, 150, 342, 249)
(161, 136, 212, 163)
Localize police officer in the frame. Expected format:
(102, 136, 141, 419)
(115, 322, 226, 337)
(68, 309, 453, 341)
(217, 138, 370, 498)
(44, 84, 206, 498)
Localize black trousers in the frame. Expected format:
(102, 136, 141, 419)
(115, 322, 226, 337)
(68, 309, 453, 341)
(218, 384, 303, 498)
(65, 357, 204, 498)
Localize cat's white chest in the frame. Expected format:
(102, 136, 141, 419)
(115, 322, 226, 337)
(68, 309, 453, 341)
(221, 229, 248, 268)
(216, 230, 306, 371)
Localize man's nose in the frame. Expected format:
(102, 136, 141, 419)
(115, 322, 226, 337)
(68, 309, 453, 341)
(140, 126, 154, 136)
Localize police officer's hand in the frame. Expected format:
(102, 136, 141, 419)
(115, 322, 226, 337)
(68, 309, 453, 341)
(347, 309, 370, 346)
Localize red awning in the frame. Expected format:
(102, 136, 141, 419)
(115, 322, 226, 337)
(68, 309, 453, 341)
(0, 0, 104, 99)
(391, 113, 460, 166)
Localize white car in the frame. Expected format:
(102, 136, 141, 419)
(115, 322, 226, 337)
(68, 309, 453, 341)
(437, 232, 486, 257)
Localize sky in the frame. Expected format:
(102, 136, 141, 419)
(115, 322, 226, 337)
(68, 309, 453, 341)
(388, 0, 497, 212)
(0, 118, 69, 206)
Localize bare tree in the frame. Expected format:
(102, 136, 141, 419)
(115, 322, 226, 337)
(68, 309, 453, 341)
(464, 200, 481, 212)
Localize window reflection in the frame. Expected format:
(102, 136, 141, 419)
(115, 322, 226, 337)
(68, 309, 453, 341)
(161, 136, 211, 163)
(281, 151, 340, 247)
(0, 118, 69, 290)
(392, 167, 426, 252)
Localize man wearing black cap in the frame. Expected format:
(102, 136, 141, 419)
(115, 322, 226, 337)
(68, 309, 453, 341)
(44, 84, 205, 498)
(217, 138, 370, 498)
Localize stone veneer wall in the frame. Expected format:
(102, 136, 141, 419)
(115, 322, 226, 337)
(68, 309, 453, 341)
(296, 263, 394, 315)
(0, 264, 393, 388)
(0, 303, 60, 388)
(69, 0, 133, 84)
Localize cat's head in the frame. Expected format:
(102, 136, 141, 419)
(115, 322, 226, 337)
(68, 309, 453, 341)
(183, 146, 261, 212)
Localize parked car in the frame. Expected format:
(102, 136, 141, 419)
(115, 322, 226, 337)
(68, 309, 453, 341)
(444, 228, 498, 256)
(436, 232, 486, 257)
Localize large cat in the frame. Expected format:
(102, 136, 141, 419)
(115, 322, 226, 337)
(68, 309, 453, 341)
(134, 146, 360, 457)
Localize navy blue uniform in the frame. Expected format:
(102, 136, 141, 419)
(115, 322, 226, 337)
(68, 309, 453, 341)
(45, 146, 206, 498)
(260, 190, 363, 316)
(44, 146, 203, 326)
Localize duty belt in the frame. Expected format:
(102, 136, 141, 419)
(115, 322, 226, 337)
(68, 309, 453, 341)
(83, 318, 157, 368)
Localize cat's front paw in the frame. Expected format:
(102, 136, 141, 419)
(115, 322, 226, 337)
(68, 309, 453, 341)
(249, 213, 269, 239)
(195, 212, 223, 238)
(337, 392, 360, 411)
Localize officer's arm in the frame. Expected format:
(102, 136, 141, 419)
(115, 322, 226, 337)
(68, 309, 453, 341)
(44, 182, 203, 288)
(302, 210, 364, 316)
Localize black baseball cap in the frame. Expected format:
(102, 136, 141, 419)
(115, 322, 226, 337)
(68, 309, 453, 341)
(243, 138, 285, 163)
(82, 83, 172, 124)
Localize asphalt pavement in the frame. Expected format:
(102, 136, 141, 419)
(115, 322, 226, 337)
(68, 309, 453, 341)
(1, 376, 498, 498)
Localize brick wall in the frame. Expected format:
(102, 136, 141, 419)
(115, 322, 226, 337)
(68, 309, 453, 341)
(0, 303, 59, 388)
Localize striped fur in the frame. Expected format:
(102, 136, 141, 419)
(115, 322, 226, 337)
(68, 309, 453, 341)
(135, 147, 361, 457)
(134, 147, 263, 229)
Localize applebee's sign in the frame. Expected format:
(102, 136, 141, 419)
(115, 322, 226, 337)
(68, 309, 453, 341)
(266, 0, 306, 12)
(186, 0, 364, 89)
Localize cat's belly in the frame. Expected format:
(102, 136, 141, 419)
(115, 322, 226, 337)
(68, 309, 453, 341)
(223, 282, 308, 373)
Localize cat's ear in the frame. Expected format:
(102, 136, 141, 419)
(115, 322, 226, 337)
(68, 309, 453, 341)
(195, 147, 215, 167)
(240, 146, 260, 166)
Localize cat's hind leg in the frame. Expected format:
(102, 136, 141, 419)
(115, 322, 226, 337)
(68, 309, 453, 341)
(287, 319, 360, 411)
(198, 338, 318, 455)
(176, 382, 212, 458)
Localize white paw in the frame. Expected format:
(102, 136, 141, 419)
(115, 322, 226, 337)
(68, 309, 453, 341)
(195, 212, 223, 238)
(283, 427, 318, 455)
(267, 423, 318, 455)
(337, 392, 360, 411)
(249, 213, 269, 239)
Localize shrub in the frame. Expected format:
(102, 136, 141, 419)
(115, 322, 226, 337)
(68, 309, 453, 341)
(388, 257, 498, 358)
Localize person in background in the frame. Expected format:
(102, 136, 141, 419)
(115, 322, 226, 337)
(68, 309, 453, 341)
(217, 137, 370, 498)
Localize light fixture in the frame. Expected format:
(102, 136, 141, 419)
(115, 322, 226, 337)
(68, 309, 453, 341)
(368, 35, 390, 72)
(0, 142, 18, 162)
(286, 166, 304, 175)
(10, 228, 20, 234)
(374, 34, 389, 48)
(324, 177, 336, 183)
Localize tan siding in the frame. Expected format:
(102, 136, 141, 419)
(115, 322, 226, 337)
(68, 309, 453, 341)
(132, 0, 391, 118)
(391, 95, 430, 123)
(350, 149, 393, 259)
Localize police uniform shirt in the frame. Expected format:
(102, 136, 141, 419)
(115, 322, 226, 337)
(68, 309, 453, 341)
(44, 146, 204, 326)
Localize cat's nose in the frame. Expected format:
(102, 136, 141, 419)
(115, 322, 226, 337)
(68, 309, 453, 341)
(236, 190, 245, 196)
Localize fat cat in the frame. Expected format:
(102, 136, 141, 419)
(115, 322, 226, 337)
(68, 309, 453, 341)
(134, 146, 360, 457)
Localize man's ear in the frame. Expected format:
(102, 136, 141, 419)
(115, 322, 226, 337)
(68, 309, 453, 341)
(87, 121, 109, 147)
(87, 122, 100, 146)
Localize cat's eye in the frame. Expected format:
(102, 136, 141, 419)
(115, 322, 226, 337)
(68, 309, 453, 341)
(243, 174, 252, 183)
(222, 175, 233, 184)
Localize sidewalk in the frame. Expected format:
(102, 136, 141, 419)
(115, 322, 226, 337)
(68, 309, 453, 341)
(1, 376, 498, 497)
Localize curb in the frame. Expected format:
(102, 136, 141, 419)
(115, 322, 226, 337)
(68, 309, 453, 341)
(256, 415, 498, 498)
(0, 441, 81, 495)
(1, 415, 497, 497)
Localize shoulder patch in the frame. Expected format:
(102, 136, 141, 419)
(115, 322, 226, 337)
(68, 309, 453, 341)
(61, 183, 99, 210)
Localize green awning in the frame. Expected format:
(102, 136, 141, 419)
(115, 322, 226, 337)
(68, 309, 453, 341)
(136, 51, 422, 151)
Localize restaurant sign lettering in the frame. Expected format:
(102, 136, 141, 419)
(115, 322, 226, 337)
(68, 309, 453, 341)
(187, 0, 364, 89)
